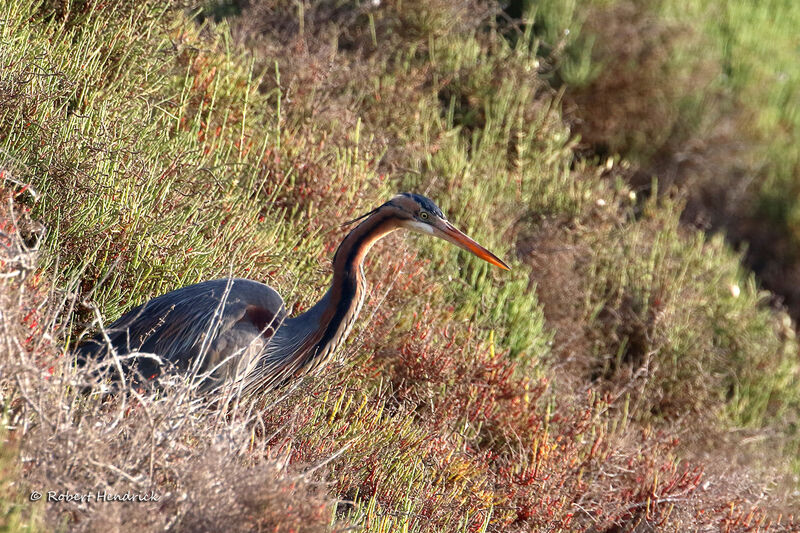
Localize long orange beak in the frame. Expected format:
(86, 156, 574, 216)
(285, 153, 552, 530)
(438, 222, 510, 271)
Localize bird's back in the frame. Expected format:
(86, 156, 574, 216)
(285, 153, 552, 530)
(76, 278, 286, 389)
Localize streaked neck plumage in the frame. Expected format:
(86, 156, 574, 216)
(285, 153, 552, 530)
(250, 208, 400, 388)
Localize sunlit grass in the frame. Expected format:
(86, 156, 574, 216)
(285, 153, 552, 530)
(1, 0, 798, 531)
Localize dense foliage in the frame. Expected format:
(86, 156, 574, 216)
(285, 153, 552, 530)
(1, 0, 798, 531)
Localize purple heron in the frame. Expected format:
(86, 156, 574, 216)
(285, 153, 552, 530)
(77, 193, 509, 394)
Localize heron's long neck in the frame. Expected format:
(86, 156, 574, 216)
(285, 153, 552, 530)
(282, 211, 399, 369)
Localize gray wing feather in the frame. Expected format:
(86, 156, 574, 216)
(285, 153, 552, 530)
(77, 278, 286, 385)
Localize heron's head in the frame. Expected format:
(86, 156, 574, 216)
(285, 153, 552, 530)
(382, 192, 510, 271)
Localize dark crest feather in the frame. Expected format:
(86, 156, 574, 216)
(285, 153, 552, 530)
(341, 206, 380, 228)
(341, 192, 444, 228)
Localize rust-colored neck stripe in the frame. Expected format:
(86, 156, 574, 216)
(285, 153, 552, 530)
(295, 209, 400, 365)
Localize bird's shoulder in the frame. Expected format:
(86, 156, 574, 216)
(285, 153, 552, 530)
(127, 278, 284, 317)
(104, 278, 286, 351)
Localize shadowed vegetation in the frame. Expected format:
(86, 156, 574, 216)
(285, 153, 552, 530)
(1, 0, 799, 531)
(545, 0, 800, 327)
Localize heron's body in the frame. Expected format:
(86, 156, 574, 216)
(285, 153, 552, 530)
(77, 193, 509, 394)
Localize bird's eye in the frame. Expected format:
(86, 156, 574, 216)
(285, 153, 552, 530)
(419, 211, 429, 220)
